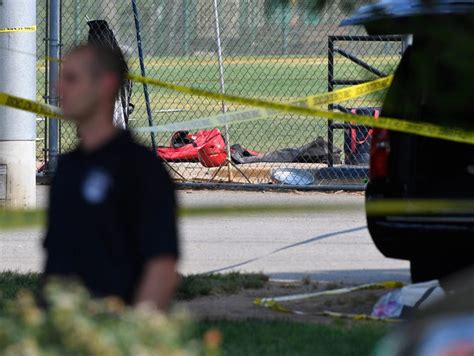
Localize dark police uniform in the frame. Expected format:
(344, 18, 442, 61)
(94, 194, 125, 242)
(43, 131, 178, 304)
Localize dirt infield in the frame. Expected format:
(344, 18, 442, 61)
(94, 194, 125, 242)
(178, 280, 389, 325)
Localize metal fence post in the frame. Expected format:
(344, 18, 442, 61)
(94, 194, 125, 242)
(212, 0, 232, 181)
(43, 0, 49, 165)
(47, 0, 60, 173)
(327, 36, 334, 167)
(131, 0, 157, 152)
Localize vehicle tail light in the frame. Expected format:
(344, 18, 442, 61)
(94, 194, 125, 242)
(370, 129, 390, 180)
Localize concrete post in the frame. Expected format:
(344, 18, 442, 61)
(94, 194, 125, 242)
(0, 0, 37, 208)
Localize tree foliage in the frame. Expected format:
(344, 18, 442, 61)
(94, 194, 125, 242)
(264, 0, 441, 17)
(263, 0, 361, 17)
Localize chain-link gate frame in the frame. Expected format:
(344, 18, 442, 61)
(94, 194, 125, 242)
(326, 35, 404, 186)
(36, 0, 404, 190)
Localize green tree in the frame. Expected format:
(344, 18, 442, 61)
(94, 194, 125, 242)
(263, 0, 361, 17)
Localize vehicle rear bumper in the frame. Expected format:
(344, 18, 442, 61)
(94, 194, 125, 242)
(366, 181, 474, 261)
(368, 214, 474, 260)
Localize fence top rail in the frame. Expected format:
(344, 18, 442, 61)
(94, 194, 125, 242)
(328, 35, 404, 42)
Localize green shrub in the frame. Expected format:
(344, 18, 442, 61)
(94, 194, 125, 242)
(0, 280, 209, 355)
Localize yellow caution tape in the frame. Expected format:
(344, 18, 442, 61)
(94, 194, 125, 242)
(254, 299, 294, 314)
(376, 281, 405, 289)
(255, 281, 404, 305)
(0, 92, 62, 118)
(0, 210, 45, 230)
(37, 56, 61, 64)
(134, 76, 393, 133)
(1, 200, 473, 229)
(129, 73, 474, 145)
(319, 311, 401, 323)
(1, 72, 472, 145)
(0, 26, 37, 33)
(253, 299, 401, 322)
(0, 74, 389, 124)
(366, 199, 474, 216)
(254, 281, 404, 322)
(2, 53, 473, 145)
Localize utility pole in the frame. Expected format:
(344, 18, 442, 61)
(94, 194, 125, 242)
(0, 0, 37, 208)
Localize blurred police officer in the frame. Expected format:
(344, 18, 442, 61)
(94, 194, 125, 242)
(43, 43, 179, 310)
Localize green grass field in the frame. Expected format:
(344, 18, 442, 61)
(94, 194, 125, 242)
(197, 320, 387, 356)
(0, 272, 388, 355)
(0, 271, 268, 304)
(36, 55, 399, 160)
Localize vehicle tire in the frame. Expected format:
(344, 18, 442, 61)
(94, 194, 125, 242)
(410, 258, 442, 283)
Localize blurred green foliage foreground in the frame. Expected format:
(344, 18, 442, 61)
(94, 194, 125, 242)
(0, 272, 387, 356)
(0, 272, 267, 355)
(0, 280, 204, 356)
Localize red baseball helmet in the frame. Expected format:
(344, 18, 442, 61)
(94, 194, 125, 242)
(198, 142, 227, 168)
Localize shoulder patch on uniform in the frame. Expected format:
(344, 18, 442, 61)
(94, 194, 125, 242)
(82, 168, 112, 204)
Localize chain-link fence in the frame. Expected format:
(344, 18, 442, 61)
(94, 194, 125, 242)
(37, 0, 404, 188)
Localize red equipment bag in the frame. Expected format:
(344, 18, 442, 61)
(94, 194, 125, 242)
(157, 129, 227, 167)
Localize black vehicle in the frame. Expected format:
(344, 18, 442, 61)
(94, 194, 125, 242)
(342, 0, 474, 282)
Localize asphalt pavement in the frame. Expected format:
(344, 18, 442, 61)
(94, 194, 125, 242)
(0, 186, 409, 284)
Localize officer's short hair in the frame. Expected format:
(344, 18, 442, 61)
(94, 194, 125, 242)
(67, 43, 128, 97)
